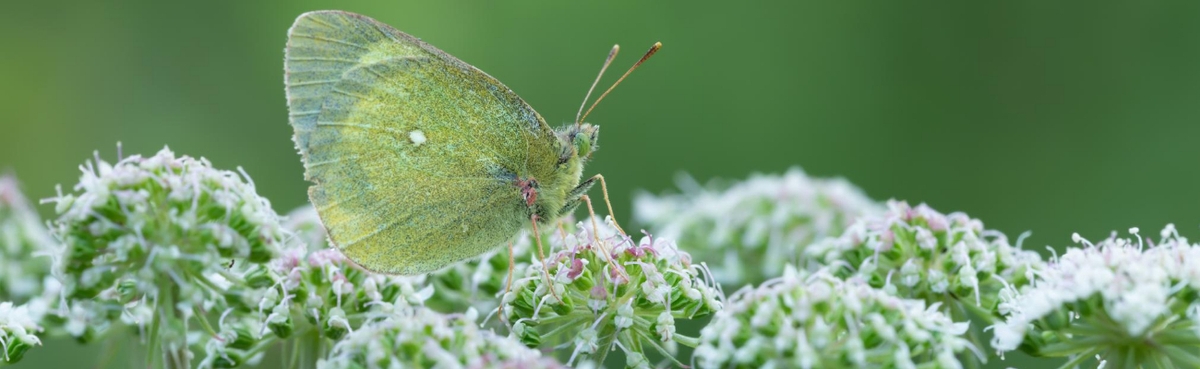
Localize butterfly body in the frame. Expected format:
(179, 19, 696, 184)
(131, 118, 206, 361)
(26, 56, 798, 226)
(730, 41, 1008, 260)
(285, 10, 598, 275)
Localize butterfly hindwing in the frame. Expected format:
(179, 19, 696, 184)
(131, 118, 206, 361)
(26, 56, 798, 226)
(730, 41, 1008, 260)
(285, 11, 563, 274)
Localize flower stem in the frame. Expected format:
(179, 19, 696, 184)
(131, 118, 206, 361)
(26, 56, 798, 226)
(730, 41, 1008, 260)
(158, 278, 191, 369)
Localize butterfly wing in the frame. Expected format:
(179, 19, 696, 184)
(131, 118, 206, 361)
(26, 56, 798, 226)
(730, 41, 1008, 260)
(285, 11, 560, 274)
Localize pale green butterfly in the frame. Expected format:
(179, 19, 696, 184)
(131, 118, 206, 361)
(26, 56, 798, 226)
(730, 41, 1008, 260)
(284, 10, 659, 275)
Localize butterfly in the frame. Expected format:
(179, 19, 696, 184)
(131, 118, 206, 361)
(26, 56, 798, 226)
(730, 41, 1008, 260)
(284, 10, 658, 275)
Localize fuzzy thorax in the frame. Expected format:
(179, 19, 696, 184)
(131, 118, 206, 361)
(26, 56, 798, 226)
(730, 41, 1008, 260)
(527, 123, 600, 224)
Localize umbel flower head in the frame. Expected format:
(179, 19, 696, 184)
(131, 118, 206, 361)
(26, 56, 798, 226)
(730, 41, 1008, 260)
(501, 217, 723, 368)
(320, 306, 564, 369)
(195, 248, 432, 369)
(195, 205, 432, 368)
(806, 200, 1044, 321)
(42, 147, 285, 366)
(990, 225, 1200, 368)
(47, 147, 283, 300)
(634, 168, 880, 287)
(0, 175, 55, 302)
(694, 266, 976, 369)
(0, 301, 42, 364)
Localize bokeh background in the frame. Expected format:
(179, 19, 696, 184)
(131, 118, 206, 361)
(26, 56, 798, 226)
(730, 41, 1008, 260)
(3, 1, 1198, 368)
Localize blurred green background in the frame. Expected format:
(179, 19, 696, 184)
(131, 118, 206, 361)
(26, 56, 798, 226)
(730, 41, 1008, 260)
(2, 1, 1198, 368)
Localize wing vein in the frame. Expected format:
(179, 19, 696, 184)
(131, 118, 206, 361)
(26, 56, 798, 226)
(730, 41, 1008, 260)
(290, 33, 371, 50)
(288, 56, 359, 63)
(315, 121, 396, 133)
(289, 110, 321, 117)
(289, 79, 342, 87)
(331, 87, 374, 100)
(302, 14, 338, 29)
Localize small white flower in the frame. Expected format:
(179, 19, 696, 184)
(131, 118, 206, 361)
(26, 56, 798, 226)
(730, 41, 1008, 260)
(615, 301, 635, 329)
(625, 351, 651, 369)
(655, 311, 676, 341)
(0, 301, 42, 362)
(575, 327, 599, 353)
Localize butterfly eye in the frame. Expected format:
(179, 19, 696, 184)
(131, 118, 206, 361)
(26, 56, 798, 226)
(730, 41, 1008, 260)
(572, 133, 593, 158)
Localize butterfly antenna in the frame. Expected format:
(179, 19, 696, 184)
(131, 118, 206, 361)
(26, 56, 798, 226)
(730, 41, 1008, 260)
(578, 42, 662, 124)
(576, 44, 620, 126)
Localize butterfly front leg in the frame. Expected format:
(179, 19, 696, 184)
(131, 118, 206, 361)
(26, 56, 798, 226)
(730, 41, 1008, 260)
(556, 174, 627, 236)
(558, 174, 632, 281)
(556, 176, 596, 218)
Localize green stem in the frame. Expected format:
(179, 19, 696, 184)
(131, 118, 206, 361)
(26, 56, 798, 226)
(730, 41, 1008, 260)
(593, 327, 617, 366)
(539, 316, 589, 343)
(287, 331, 301, 369)
(673, 334, 700, 348)
(192, 306, 220, 338)
(158, 278, 191, 369)
(1055, 346, 1105, 369)
(145, 302, 161, 368)
(301, 328, 322, 369)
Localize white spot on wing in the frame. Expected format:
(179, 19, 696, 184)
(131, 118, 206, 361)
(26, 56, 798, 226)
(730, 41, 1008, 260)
(409, 130, 427, 146)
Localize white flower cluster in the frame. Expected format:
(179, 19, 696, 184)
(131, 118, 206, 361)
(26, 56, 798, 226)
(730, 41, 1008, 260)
(990, 225, 1200, 367)
(32, 150, 565, 369)
(806, 200, 1044, 318)
(43, 147, 286, 347)
(695, 267, 976, 369)
(195, 205, 433, 368)
(634, 168, 880, 287)
(20, 147, 296, 368)
(23, 147, 1197, 369)
(0, 301, 41, 364)
(502, 217, 723, 367)
(320, 307, 561, 369)
(0, 175, 54, 301)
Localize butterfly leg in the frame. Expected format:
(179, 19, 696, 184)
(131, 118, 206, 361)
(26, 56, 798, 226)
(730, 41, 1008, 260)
(556, 220, 569, 240)
(590, 174, 627, 236)
(530, 214, 564, 304)
(559, 174, 627, 236)
(580, 194, 630, 282)
(557, 176, 595, 219)
(500, 240, 515, 325)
